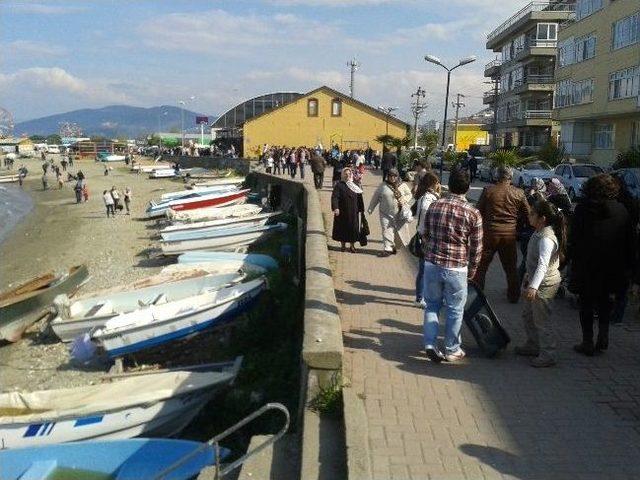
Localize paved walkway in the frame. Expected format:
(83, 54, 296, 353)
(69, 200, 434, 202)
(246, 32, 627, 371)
(317, 169, 640, 480)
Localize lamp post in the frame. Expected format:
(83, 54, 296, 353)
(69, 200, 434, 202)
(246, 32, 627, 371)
(424, 54, 476, 180)
(377, 105, 398, 135)
(157, 110, 167, 144)
(178, 96, 196, 150)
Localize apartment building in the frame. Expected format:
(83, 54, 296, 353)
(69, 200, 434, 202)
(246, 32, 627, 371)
(483, 1, 576, 151)
(554, 0, 640, 165)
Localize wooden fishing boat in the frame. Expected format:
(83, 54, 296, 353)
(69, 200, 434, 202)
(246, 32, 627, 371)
(50, 267, 253, 343)
(92, 278, 265, 357)
(0, 359, 241, 449)
(160, 184, 238, 201)
(160, 223, 287, 255)
(0, 438, 230, 480)
(166, 203, 260, 223)
(145, 189, 250, 218)
(160, 211, 282, 238)
(178, 251, 279, 271)
(0, 265, 89, 343)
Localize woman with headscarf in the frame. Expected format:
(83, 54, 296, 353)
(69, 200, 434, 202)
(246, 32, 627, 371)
(368, 168, 414, 257)
(331, 167, 364, 253)
(569, 174, 633, 356)
(546, 177, 572, 213)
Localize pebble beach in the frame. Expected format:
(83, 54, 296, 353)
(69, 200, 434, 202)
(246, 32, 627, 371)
(0, 156, 182, 392)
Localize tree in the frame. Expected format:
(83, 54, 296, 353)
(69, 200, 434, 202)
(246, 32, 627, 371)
(489, 149, 522, 168)
(147, 134, 162, 146)
(375, 134, 395, 153)
(29, 135, 46, 143)
(613, 145, 640, 169)
(418, 131, 439, 157)
(46, 134, 62, 145)
(536, 140, 566, 167)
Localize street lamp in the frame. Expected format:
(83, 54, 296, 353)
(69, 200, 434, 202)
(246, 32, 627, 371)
(424, 54, 476, 180)
(179, 96, 196, 150)
(377, 105, 398, 135)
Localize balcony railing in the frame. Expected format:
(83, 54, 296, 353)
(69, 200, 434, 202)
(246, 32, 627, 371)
(523, 110, 553, 119)
(527, 40, 557, 48)
(524, 74, 555, 84)
(485, 59, 502, 71)
(487, 1, 576, 42)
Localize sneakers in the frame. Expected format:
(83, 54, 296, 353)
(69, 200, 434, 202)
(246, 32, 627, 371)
(514, 344, 539, 357)
(424, 345, 445, 363)
(415, 298, 426, 309)
(444, 349, 466, 363)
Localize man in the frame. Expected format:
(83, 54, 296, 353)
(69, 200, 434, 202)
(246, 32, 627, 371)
(309, 151, 327, 189)
(468, 155, 478, 181)
(380, 150, 396, 182)
(422, 169, 483, 362)
(472, 165, 530, 303)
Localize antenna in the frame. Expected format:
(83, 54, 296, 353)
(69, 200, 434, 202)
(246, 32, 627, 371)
(347, 58, 360, 98)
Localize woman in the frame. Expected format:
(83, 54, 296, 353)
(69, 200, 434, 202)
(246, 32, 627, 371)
(569, 174, 633, 356)
(516, 200, 567, 367)
(331, 167, 364, 253)
(124, 187, 132, 215)
(110, 186, 121, 213)
(414, 171, 441, 307)
(368, 168, 414, 257)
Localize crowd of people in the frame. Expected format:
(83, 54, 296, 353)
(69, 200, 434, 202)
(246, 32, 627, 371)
(102, 185, 132, 217)
(328, 153, 638, 368)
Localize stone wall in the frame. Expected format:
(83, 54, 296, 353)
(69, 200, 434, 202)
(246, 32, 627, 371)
(161, 155, 254, 175)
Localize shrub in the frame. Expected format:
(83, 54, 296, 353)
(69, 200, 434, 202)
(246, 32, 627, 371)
(536, 141, 566, 167)
(613, 145, 640, 169)
(489, 149, 522, 168)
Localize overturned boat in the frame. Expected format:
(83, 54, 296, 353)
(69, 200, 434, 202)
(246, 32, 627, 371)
(160, 211, 282, 238)
(145, 189, 250, 219)
(166, 203, 261, 223)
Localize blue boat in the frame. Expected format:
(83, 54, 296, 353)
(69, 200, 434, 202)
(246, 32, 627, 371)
(0, 438, 229, 480)
(178, 252, 279, 271)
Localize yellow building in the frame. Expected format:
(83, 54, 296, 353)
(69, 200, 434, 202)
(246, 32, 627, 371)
(446, 120, 491, 151)
(241, 86, 409, 158)
(554, 0, 640, 166)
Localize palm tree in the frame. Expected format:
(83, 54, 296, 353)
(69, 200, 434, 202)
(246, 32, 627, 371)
(489, 149, 522, 168)
(375, 134, 395, 153)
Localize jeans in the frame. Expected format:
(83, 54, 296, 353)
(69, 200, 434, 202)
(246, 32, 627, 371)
(415, 259, 425, 301)
(423, 261, 468, 353)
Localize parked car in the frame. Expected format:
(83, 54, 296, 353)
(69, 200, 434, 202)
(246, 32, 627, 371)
(512, 161, 554, 188)
(478, 161, 497, 183)
(553, 163, 604, 200)
(46, 144, 61, 154)
(612, 168, 640, 200)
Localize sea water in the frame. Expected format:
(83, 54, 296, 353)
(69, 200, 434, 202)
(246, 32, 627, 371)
(0, 184, 33, 245)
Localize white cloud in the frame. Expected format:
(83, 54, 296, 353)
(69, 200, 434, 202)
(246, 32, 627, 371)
(7, 2, 87, 14)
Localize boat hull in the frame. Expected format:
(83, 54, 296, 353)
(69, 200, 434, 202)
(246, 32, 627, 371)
(167, 203, 260, 223)
(0, 265, 89, 342)
(161, 228, 278, 254)
(160, 212, 281, 238)
(145, 190, 250, 218)
(178, 252, 279, 271)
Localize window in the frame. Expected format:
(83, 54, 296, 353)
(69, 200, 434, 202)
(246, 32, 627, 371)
(536, 23, 557, 42)
(331, 99, 342, 117)
(573, 78, 594, 105)
(613, 12, 640, 50)
(609, 66, 640, 100)
(513, 35, 526, 55)
(501, 42, 512, 62)
(576, 0, 603, 21)
(558, 37, 575, 67)
(307, 98, 318, 117)
(575, 34, 596, 62)
(555, 79, 573, 107)
(594, 124, 614, 149)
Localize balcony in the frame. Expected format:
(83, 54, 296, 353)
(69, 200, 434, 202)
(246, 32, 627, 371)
(484, 59, 502, 77)
(486, 1, 575, 50)
(523, 110, 552, 119)
(495, 110, 554, 128)
(483, 89, 497, 104)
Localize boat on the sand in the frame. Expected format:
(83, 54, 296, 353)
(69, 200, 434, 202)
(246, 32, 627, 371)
(0, 174, 20, 183)
(166, 203, 260, 223)
(0, 438, 230, 480)
(160, 211, 282, 238)
(160, 184, 239, 201)
(178, 251, 279, 271)
(0, 265, 89, 343)
(0, 359, 242, 449)
(145, 189, 250, 219)
(160, 223, 288, 255)
(92, 278, 265, 357)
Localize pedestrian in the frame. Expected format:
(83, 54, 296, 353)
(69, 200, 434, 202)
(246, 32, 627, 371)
(124, 187, 132, 215)
(74, 179, 83, 203)
(61, 158, 68, 171)
(266, 154, 274, 174)
(368, 168, 414, 257)
(331, 167, 364, 253)
(380, 150, 397, 182)
(299, 148, 307, 180)
(289, 150, 297, 178)
(569, 174, 634, 356)
(414, 171, 441, 307)
(68, 155, 74, 167)
(41, 173, 48, 190)
(469, 155, 478, 181)
(104, 164, 109, 176)
(103, 190, 115, 217)
(516, 200, 567, 367)
(310, 151, 327, 189)
(110, 186, 121, 213)
(57, 171, 64, 189)
(473, 165, 530, 303)
(422, 169, 483, 363)
(82, 180, 89, 202)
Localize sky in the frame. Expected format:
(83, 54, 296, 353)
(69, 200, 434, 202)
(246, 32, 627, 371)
(0, 0, 532, 123)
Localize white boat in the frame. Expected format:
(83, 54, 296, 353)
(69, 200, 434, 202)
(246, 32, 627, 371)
(145, 189, 250, 219)
(51, 267, 253, 342)
(103, 154, 126, 162)
(149, 169, 178, 179)
(189, 177, 246, 188)
(160, 223, 288, 255)
(131, 165, 170, 173)
(160, 185, 239, 201)
(178, 252, 279, 271)
(0, 175, 20, 184)
(0, 359, 242, 449)
(93, 278, 266, 357)
(160, 211, 282, 238)
(167, 203, 261, 223)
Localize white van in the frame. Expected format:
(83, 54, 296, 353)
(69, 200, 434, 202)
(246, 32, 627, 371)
(46, 145, 61, 154)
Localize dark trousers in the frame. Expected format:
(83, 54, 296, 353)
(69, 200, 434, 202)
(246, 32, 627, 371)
(300, 164, 305, 179)
(382, 169, 389, 182)
(290, 165, 297, 178)
(473, 235, 520, 302)
(579, 292, 612, 345)
(274, 164, 281, 175)
(313, 172, 324, 189)
(106, 204, 115, 217)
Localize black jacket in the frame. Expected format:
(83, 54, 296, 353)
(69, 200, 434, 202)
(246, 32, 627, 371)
(381, 152, 397, 171)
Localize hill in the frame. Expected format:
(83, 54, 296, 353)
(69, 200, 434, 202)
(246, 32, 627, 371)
(14, 105, 215, 138)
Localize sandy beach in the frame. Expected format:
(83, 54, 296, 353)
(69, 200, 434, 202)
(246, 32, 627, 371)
(0, 156, 185, 391)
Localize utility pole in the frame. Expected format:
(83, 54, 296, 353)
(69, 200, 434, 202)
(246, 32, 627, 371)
(451, 93, 466, 152)
(490, 78, 500, 151)
(347, 58, 360, 98)
(411, 86, 427, 149)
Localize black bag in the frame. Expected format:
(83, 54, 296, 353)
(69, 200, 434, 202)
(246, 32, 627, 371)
(408, 233, 423, 258)
(359, 213, 369, 247)
(116, 204, 124, 211)
(463, 281, 510, 357)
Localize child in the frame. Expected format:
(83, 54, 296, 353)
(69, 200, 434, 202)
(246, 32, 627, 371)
(515, 200, 567, 368)
(103, 190, 115, 217)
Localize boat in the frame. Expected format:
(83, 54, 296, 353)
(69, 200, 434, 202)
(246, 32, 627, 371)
(192, 177, 246, 188)
(166, 203, 260, 223)
(0, 174, 20, 183)
(149, 168, 178, 179)
(178, 252, 279, 271)
(0, 359, 242, 449)
(0, 438, 230, 480)
(145, 189, 251, 219)
(160, 184, 239, 201)
(92, 278, 266, 357)
(98, 153, 126, 162)
(50, 267, 253, 343)
(0, 265, 89, 343)
(160, 223, 288, 255)
(160, 211, 282, 238)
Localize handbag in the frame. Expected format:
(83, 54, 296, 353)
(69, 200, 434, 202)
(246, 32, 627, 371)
(359, 213, 369, 247)
(408, 197, 425, 258)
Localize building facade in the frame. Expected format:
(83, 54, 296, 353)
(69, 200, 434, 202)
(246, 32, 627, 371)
(445, 118, 491, 151)
(554, 0, 640, 166)
(484, 1, 576, 151)
(242, 86, 409, 158)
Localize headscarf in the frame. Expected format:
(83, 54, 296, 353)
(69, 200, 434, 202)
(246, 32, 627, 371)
(385, 168, 404, 204)
(531, 177, 546, 194)
(547, 177, 567, 197)
(341, 167, 362, 194)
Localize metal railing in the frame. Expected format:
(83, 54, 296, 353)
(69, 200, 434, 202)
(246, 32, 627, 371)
(527, 39, 557, 48)
(487, 1, 576, 41)
(485, 59, 503, 71)
(523, 110, 553, 119)
(484, 90, 498, 100)
(525, 74, 555, 84)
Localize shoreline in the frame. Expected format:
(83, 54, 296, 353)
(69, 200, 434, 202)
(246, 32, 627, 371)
(0, 182, 34, 246)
